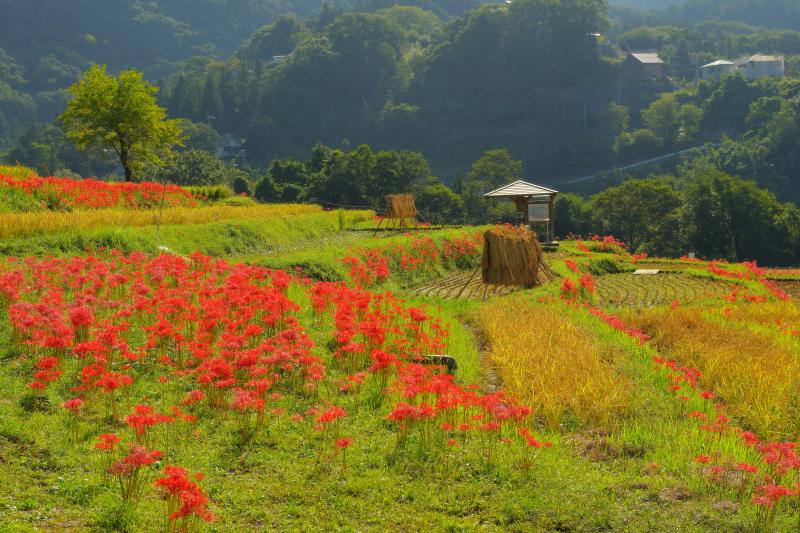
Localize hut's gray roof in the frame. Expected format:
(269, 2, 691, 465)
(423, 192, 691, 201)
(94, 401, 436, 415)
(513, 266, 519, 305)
(483, 180, 558, 198)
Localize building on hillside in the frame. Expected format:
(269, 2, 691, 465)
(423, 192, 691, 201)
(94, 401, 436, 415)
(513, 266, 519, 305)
(217, 134, 244, 161)
(271, 55, 287, 65)
(735, 55, 785, 79)
(621, 51, 666, 83)
(699, 59, 736, 80)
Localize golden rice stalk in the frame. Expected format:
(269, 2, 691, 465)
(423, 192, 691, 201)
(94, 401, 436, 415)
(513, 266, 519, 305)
(479, 299, 631, 428)
(625, 305, 800, 438)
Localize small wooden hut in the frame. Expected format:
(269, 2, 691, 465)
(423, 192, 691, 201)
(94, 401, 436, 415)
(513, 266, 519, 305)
(379, 193, 418, 229)
(483, 180, 558, 242)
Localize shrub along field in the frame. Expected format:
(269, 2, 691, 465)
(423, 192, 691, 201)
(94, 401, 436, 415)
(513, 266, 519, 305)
(0, 180, 799, 531)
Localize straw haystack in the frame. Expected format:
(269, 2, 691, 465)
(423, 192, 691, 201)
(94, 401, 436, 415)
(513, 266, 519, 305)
(381, 193, 418, 228)
(481, 225, 551, 287)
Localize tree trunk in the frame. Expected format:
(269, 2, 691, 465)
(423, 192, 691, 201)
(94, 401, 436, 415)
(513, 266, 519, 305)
(120, 148, 132, 182)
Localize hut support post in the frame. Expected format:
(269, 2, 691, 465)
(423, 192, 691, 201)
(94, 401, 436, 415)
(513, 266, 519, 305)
(514, 197, 529, 227)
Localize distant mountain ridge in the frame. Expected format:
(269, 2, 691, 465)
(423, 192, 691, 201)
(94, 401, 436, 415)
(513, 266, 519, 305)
(613, 0, 800, 31)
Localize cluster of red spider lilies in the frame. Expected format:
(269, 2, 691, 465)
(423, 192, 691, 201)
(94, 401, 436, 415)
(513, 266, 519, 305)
(0, 173, 196, 209)
(342, 233, 482, 288)
(4, 249, 547, 527)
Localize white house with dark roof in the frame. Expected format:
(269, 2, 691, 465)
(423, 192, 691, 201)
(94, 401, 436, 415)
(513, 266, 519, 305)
(699, 59, 736, 80)
(735, 55, 784, 79)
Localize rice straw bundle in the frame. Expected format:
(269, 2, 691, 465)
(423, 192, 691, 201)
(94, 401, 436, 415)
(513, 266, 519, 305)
(381, 193, 418, 228)
(481, 225, 550, 287)
(384, 194, 417, 219)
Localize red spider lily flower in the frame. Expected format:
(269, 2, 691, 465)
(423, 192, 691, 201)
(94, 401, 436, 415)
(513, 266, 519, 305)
(335, 438, 353, 449)
(740, 431, 760, 447)
(737, 463, 758, 474)
(315, 405, 348, 425)
(63, 397, 85, 413)
(695, 455, 711, 464)
(752, 484, 795, 507)
(95, 371, 134, 393)
(518, 428, 552, 448)
(565, 260, 581, 273)
(578, 273, 596, 294)
(95, 433, 121, 450)
(181, 390, 205, 406)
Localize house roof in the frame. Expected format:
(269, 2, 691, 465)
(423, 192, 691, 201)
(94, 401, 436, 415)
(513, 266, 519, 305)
(628, 52, 664, 65)
(735, 54, 783, 66)
(748, 54, 782, 62)
(483, 180, 558, 198)
(700, 60, 735, 68)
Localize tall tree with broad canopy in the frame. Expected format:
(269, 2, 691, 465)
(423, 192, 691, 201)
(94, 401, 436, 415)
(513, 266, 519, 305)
(60, 65, 182, 181)
(591, 178, 682, 253)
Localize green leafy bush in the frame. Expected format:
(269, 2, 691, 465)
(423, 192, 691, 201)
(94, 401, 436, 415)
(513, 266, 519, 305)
(187, 184, 234, 201)
(587, 257, 633, 276)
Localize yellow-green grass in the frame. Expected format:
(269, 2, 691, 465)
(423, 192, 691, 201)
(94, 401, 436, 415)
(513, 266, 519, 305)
(0, 164, 36, 179)
(0, 209, 375, 260)
(0, 203, 327, 239)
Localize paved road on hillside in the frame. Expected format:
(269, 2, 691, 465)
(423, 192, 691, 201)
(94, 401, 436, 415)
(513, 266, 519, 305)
(557, 143, 721, 186)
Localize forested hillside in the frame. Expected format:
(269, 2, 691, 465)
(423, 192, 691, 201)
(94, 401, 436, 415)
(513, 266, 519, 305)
(160, 0, 615, 179)
(613, 0, 800, 33)
(0, 0, 490, 149)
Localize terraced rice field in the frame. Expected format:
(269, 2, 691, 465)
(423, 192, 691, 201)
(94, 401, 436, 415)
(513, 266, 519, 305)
(410, 270, 518, 299)
(596, 273, 731, 307)
(777, 280, 800, 300)
(766, 268, 800, 280)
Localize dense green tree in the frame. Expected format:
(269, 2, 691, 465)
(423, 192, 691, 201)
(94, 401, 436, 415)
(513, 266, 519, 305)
(254, 175, 281, 202)
(701, 73, 759, 135)
(553, 193, 594, 238)
(237, 16, 309, 61)
(157, 150, 229, 186)
(267, 159, 311, 188)
(232, 176, 251, 196)
(683, 164, 796, 263)
(596, 103, 630, 142)
(467, 149, 522, 189)
(60, 65, 182, 181)
(177, 119, 220, 153)
(413, 177, 465, 224)
(639, 94, 703, 148)
(591, 178, 682, 252)
(4, 122, 113, 177)
(459, 149, 524, 223)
